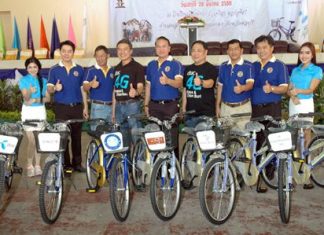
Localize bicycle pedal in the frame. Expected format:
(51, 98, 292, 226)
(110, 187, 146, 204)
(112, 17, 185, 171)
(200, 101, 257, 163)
(86, 188, 97, 193)
(36, 181, 42, 185)
(65, 169, 73, 174)
(298, 159, 305, 163)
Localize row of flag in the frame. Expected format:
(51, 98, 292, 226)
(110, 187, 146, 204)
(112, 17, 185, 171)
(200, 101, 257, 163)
(0, 5, 88, 59)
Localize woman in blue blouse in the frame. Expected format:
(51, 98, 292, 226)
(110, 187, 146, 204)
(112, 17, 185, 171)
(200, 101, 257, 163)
(19, 57, 50, 177)
(288, 42, 323, 189)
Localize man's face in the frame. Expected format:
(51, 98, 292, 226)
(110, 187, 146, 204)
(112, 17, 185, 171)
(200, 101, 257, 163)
(256, 41, 274, 62)
(191, 43, 207, 65)
(227, 43, 243, 62)
(117, 43, 132, 62)
(95, 50, 109, 67)
(60, 45, 74, 62)
(155, 39, 171, 59)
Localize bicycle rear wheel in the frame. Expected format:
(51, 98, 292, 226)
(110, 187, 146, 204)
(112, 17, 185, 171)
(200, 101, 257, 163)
(39, 159, 63, 224)
(308, 136, 324, 187)
(278, 156, 292, 224)
(109, 155, 131, 222)
(150, 155, 182, 221)
(269, 29, 281, 40)
(180, 137, 200, 189)
(86, 139, 101, 189)
(199, 158, 236, 225)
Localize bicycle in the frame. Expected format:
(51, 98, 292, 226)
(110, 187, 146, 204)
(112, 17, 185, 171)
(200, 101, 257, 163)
(85, 118, 131, 222)
(197, 117, 238, 225)
(31, 119, 83, 224)
(268, 17, 296, 42)
(0, 122, 24, 203)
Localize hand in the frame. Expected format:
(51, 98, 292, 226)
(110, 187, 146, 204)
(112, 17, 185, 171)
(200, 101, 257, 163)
(111, 115, 116, 124)
(55, 80, 63, 92)
(194, 73, 202, 86)
(83, 108, 89, 120)
(263, 80, 272, 94)
(128, 83, 137, 98)
(90, 76, 99, 89)
(216, 105, 221, 118)
(290, 88, 298, 96)
(234, 80, 244, 94)
(30, 85, 37, 94)
(144, 106, 149, 117)
(159, 72, 168, 85)
(291, 96, 301, 105)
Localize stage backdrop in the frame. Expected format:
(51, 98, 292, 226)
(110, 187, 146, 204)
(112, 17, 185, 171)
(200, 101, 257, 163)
(108, 0, 308, 47)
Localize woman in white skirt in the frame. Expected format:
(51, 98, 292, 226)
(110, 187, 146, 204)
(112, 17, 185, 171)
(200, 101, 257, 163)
(288, 42, 323, 189)
(19, 57, 50, 177)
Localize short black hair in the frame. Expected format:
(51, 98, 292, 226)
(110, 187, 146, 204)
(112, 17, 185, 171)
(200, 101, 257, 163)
(254, 35, 274, 47)
(191, 40, 208, 50)
(155, 36, 171, 46)
(227, 39, 242, 49)
(59, 40, 76, 52)
(116, 39, 133, 49)
(94, 45, 109, 56)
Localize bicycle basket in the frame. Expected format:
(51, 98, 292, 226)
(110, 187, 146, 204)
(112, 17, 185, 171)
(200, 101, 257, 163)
(144, 131, 166, 151)
(34, 131, 70, 153)
(271, 19, 279, 27)
(100, 132, 124, 153)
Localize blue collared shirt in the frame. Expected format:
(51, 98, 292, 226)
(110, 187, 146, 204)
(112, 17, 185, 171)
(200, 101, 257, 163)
(146, 56, 183, 100)
(218, 58, 254, 103)
(83, 63, 114, 102)
(48, 61, 84, 104)
(252, 56, 289, 105)
(290, 63, 323, 99)
(19, 74, 47, 106)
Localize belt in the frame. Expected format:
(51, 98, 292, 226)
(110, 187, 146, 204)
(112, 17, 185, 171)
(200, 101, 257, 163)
(116, 98, 140, 104)
(223, 98, 250, 108)
(253, 101, 280, 108)
(151, 99, 178, 105)
(57, 102, 82, 107)
(92, 100, 112, 106)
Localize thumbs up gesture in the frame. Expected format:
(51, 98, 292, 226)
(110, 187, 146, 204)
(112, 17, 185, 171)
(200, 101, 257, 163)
(55, 79, 63, 92)
(128, 83, 137, 98)
(194, 72, 202, 86)
(159, 71, 168, 85)
(263, 80, 272, 94)
(234, 79, 243, 94)
(90, 76, 99, 89)
(30, 84, 37, 94)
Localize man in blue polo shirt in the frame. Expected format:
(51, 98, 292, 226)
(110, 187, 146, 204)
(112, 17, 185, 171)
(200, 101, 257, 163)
(47, 40, 87, 172)
(144, 36, 183, 156)
(252, 35, 289, 192)
(83, 45, 114, 130)
(216, 39, 254, 130)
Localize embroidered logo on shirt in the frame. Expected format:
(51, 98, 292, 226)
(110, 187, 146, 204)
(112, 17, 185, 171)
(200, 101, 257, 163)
(165, 66, 170, 72)
(73, 71, 79, 77)
(267, 67, 273, 74)
(110, 73, 114, 79)
(237, 71, 243, 77)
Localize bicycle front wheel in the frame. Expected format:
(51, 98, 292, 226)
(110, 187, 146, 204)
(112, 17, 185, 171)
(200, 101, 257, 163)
(86, 139, 101, 189)
(308, 135, 324, 187)
(0, 160, 5, 202)
(278, 156, 292, 224)
(199, 158, 236, 225)
(150, 156, 182, 221)
(180, 137, 200, 189)
(5, 155, 16, 191)
(269, 29, 281, 40)
(109, 156, 131, 222)
(39, 159, 63, 224)
(132, 138, 148, 188)
(227, 138, 245, 187)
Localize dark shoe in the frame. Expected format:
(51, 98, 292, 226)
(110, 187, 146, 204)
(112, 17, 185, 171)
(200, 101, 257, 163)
(256, 186, 268, 193)
(73, 165, 86, 173)
(134, 183, 146, 192)
(303, 183, 314, 190)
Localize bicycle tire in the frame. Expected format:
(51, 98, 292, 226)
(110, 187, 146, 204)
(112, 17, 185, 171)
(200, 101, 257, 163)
(308, 135, 324, 187)
(268, 29, 281, 40)
(260, 141, 278, 190)
(278, 157, 291, 224)
(86, 139, 101, 189)
(199, 158, 237, 225)
(227, 138, 245, 187)
(290, 27, 297, 43)
(109, 155, 131, 222)
(0, 160, 5, 202)
(150, 155, 182, 221)
(5, 155, 15, 191)
(39, 159, 63, 224)
(180, 137, 200, 190)
(131, 138, 147, 188)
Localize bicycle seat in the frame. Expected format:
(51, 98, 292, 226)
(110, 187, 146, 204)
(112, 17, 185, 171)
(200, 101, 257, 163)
(182, 127, 195, 136)
(230, 129, 250, 137)
(245, 121, 265, 133)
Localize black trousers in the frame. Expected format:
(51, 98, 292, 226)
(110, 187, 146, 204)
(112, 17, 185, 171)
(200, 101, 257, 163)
(54, 103, 83, 167)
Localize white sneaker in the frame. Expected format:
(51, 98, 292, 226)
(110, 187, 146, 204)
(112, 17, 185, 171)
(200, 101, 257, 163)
(34, 165, 42, 176)
(27, 165, 35, 177)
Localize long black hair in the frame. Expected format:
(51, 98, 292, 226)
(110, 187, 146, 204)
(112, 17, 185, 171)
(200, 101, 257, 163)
(25, 57, 44, 103)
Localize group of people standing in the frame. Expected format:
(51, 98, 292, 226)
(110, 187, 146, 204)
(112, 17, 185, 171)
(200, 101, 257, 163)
(19, 35, 322, 192)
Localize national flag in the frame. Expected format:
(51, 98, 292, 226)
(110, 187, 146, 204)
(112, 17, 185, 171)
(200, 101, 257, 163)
(81, 4, 88, 49)
(40, 16, 49, 55)
(50, 17, 60, 58)
(295, 0, 309, 44)
(27, 18, 34, 51)
(68, 16, 77, 46)
(0, 20, 6, 57)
